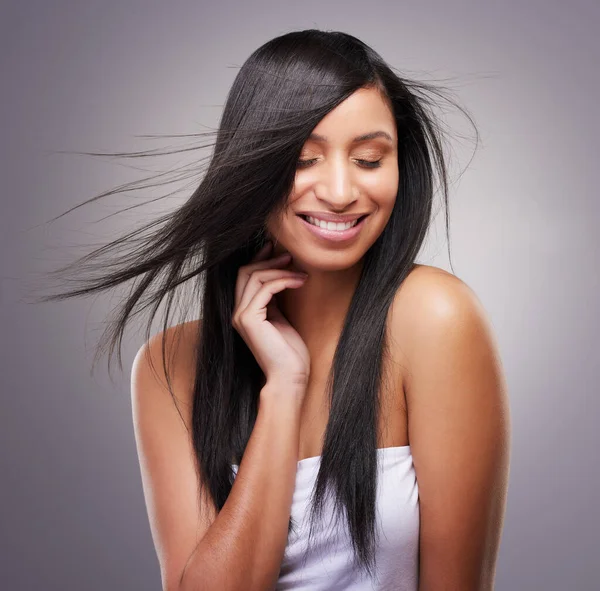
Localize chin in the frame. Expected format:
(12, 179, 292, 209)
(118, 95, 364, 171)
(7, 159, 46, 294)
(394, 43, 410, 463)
(287, 249, 364, 274)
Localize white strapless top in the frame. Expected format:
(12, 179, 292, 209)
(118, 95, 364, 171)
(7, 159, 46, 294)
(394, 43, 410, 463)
(232, 445, 420, 590)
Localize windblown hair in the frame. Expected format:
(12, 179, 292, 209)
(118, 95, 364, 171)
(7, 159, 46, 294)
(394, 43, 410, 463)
(32, 29, 479, 579)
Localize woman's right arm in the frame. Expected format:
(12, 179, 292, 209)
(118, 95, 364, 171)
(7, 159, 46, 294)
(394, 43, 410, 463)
(181, 384, 303, 591)
(131, 325, 305, 591)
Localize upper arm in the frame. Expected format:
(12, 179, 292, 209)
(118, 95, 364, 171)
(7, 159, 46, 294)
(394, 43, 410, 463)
(131, 320, 217, 591)
(394, 269, 511, 590)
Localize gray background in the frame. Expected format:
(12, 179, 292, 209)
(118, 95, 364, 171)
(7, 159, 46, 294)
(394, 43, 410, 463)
(2, 1, 598, 589)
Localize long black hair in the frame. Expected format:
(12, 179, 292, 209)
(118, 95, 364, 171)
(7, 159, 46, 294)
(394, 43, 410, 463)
(29, 29, 479, 578)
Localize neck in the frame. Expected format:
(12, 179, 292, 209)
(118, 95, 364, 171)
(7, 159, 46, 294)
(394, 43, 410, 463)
(274, 250, 364, 352)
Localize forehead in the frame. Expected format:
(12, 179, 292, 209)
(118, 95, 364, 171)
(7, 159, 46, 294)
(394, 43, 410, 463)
(308, 87, 397, 144)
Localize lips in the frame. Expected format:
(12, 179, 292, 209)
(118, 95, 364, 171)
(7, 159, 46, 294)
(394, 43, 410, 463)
(297, 214, 368, 225)
(296, 213, 368, 243)
(296, 211, 367, 223)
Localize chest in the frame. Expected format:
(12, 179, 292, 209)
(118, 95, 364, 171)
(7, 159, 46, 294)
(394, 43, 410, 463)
(296, 336, 409, 462)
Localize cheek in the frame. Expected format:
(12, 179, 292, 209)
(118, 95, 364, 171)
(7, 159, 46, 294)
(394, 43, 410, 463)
(367, 171, 398, 209)
(265, 211, 292, 244)
(282, 168, 398, 218)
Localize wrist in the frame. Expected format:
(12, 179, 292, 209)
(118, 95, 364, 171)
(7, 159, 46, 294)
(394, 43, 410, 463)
(260, 380, 306, 411)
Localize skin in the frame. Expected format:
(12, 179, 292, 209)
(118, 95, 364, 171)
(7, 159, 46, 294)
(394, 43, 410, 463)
(264, 87, 404, 456)
(266, 86, 399, 357)
(265, 84, 511, 587)
(132, 85, 511, 590)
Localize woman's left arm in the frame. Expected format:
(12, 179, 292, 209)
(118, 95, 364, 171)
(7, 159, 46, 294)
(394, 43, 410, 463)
(395, 270, 512, 591)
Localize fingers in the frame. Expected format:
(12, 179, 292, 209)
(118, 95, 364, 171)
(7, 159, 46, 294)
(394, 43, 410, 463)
(234, 242, 292, 308)
(236, 268, 308, 314)
(234, 275, 307, 330)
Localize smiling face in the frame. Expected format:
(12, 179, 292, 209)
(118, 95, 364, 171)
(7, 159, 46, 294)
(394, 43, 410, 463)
(266, 85, 399, 272)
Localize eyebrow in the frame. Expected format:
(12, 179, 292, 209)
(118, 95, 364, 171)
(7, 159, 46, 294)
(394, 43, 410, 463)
(307, 130, 394, 143)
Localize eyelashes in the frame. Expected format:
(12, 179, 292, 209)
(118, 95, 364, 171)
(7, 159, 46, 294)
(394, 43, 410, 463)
(296, 158, 383, 169)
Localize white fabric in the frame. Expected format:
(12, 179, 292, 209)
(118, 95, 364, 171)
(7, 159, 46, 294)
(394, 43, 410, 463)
(232, 445, 420, 590)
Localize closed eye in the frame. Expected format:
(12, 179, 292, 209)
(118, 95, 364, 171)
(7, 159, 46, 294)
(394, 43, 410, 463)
(296, 158, 382, 169)
(356, 159, 382, 169)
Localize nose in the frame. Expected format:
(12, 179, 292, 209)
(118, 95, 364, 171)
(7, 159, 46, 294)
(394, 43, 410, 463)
(317, 155, 358, 210)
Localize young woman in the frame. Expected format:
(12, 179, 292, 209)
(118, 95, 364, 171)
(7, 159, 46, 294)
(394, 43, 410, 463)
(40, 29, 510, 590)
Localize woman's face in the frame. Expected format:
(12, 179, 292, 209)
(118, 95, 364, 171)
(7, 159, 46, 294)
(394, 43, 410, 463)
(266, 85, 399, 273)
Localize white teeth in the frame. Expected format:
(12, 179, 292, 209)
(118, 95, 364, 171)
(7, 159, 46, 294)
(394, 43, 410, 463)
(305, 216, 359, 231)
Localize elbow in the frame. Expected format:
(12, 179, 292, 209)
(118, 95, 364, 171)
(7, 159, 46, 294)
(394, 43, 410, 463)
(167, 568, 254, 591)
(163, 568, 191, 591)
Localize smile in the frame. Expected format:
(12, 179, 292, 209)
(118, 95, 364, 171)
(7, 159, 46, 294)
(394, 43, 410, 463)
(296, 214, 368, 243)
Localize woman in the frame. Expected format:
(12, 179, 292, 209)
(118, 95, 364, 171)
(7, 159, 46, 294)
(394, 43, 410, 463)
(40, 29, 511, 590)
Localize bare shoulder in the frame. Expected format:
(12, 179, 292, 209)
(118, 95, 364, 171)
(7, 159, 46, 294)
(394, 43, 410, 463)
(389, 263, 511, 588)
(131, 319, 202, 432)
(389, 263, 497, 394)
(391, 262, 476, 320)
(130, 318, 215, 590)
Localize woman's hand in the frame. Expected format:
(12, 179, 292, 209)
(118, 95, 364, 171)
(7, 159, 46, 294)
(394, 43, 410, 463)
(232, 241, 311, 391)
